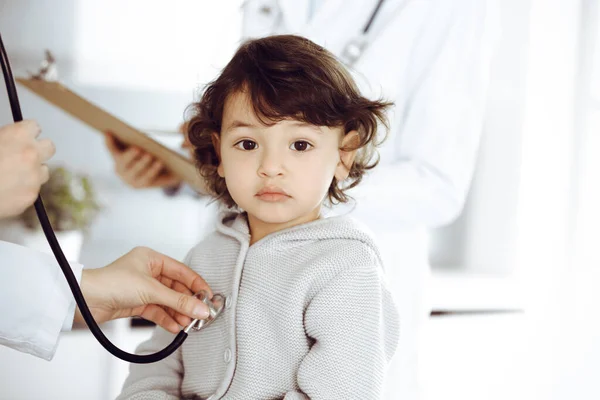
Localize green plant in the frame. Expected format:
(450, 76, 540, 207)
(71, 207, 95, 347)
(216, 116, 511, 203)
(20, 166, 101, 232)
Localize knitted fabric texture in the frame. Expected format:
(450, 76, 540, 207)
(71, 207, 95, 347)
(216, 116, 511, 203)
(118, 210, 399, 400)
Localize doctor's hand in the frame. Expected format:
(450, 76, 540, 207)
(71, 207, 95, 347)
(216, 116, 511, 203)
(0, 121, 55, 219)
(104, 132, 182, 189)
(75, 246, 212, 333)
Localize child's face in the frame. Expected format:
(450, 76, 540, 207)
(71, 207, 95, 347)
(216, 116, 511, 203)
(213, 90, 357, 229)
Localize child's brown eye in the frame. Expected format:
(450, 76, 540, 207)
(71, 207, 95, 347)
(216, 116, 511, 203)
(291, 141, 312, 152)
(235, 140, 257, 150)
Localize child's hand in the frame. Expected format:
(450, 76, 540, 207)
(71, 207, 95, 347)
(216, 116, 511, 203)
(76, 246, 213, 333)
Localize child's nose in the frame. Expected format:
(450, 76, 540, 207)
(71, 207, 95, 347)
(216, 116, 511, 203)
(257, 150, 284, 177)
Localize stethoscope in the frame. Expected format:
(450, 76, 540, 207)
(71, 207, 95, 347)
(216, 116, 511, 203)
(0, 34, 226, 364)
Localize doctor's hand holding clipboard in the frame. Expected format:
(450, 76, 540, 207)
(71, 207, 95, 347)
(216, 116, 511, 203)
(103, 121, 198, 193)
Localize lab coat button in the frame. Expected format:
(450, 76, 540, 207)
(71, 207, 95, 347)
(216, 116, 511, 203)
(224, 348, 232, 363)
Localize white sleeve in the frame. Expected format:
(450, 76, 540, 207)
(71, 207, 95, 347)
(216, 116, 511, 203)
(351, 0, 502, 228)
(0, 240, 83, 361)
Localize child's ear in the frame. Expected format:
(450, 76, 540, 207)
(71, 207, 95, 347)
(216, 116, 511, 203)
(211, 132, 225, 178)
(335, 130, 360, 181)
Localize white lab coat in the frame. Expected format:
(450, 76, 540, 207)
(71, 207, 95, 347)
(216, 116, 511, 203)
(0, 240, 82, 361)
(242, 0, 500, 398)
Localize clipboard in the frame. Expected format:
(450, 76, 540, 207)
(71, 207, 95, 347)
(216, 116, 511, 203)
(16, 78, 206, 194)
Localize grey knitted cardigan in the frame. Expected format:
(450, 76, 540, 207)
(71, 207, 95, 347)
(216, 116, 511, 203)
(118, 210, 399, 400)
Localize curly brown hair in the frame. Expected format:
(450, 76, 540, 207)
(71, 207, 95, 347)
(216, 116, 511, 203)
(186, 34, 392, 208)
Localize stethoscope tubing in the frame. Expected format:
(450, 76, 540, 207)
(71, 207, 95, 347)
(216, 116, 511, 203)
(363, 0, 386, 34)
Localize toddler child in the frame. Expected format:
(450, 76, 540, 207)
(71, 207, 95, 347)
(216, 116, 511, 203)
(119, 34, 399, 400)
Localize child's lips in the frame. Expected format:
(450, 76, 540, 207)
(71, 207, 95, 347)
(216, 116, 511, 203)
(256, 186, 289, 196)
(255, 187, 291, 202)
(256, 193, 291, 202)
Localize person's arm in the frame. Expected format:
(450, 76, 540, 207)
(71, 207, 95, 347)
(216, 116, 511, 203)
(0, 242, 211, 361)
(284, 266, 400, 399)
(350, 0, 501, 228)
(0, 120, 55, 218)
(116, 327, 183, 400)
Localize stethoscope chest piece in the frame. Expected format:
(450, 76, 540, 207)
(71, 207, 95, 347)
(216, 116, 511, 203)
(340, 36, 368, 67)
(184, 291, 226, 333)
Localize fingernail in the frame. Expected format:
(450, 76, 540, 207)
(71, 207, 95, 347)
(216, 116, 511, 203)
(193, 304, 210, 319)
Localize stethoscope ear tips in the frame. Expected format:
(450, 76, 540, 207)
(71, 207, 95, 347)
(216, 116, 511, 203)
(184, 291, 226, 333)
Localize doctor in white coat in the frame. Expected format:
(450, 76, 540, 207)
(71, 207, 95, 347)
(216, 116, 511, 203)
(104, 0, 500, 397)
(241, 0, 500, 398)
(0, 121, 212, 361)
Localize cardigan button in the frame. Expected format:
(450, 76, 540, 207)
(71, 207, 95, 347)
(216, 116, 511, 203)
(225, 296, 232, 309)
(224, 348, 232, 363)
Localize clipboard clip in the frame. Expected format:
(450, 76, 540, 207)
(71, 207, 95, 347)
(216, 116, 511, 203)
(28, 49, 58, 82)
